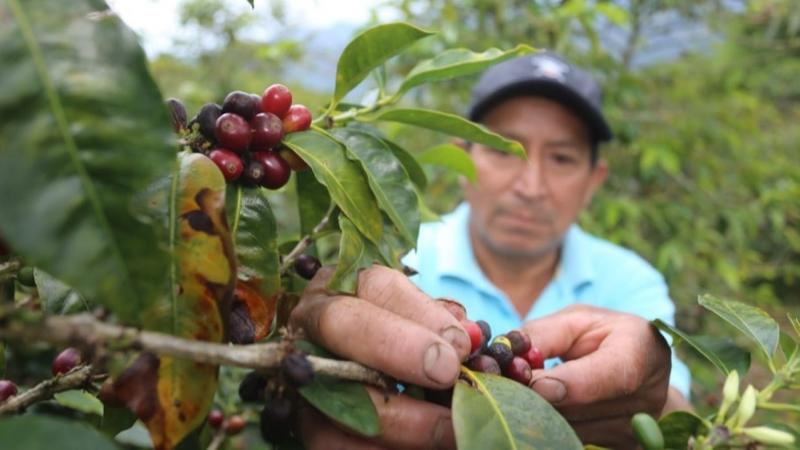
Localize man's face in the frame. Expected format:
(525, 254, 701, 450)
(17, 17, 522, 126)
(464, 96, 608, 260)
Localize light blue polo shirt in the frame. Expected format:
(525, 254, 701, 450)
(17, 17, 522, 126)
(403, 203, 691, 398)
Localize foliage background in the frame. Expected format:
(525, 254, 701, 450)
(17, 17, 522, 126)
(101, 0, 800, 425)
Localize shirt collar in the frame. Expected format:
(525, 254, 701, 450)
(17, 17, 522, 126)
(436, 203, 595, 295)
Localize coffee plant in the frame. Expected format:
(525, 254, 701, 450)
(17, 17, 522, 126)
(0, 1, 797, 449)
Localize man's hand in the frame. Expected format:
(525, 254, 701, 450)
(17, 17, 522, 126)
(290, 265, 471, 449)
(521, 305, 671, 449)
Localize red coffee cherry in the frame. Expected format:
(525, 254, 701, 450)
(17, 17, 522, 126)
(0, 380, 18, 402)
(524, 346, 544, 370)
(250, 112, 284, 150)
(282, 104, 312, 133)
(261, 84, 292, 118)
(505, 330, 531, 356)
(251, 150, 291, 190)
(207, 409, 224, 429)
(52, 347, 82, 375)
(224, 415, 247, 436)
(215, 113, 252, 150)
(208, 149, 244, 181)
(463, 320, 483, 354)
(504, 356, 532, 385)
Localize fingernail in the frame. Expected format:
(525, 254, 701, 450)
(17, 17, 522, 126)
(440, 325, 470, 356)
(424, 343, 459, 385)
(530, 377, 567, 403)
(433, 416, 454, 449)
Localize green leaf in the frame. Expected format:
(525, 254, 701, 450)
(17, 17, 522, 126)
(698, 294, 780, 361)
(0, 415, 120, 450)
(332, 128, 420, 246)
(0, 0, 175, 325)
(779, 331, 798, 362)
(417, 143, 477, 183)
(380, 137, 428, 190)
(453, 368, 582, 450)
(595, 3, 629, 26)
(226, 186, 280, 295)
(397, 45, 535, 96)
(284, 130, 382, 245)
(299, 374, 380, 438)
(34, 269, 92, 314)
(332, 22, 434, 107)
(98, 406, 137, 439)
(367, 108, 525, 158)
(328, 216, 381, 293)
(653, 319, 751, 376)
(296, 169, 331, 237)
(54, 389, 104, 416)
(658, 411, 708, 450)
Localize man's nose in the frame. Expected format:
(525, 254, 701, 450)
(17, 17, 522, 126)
(511, 158, 548, 199)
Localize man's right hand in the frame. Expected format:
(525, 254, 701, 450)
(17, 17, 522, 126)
(289, 265, 471, 449)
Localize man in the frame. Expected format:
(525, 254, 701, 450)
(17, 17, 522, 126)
(290, 52, 690, 449)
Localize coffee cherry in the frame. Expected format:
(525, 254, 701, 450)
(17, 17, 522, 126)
(466, 354, 501, 375)
(165, 98, 188, 134)
(491, 335, 512, 352)
(223, 90, 259, 121)
(224, 415, 247, 436)
(484, 342, 514, 370)
(0, 380, 18, 402)
(260, 397, 293, 443)
(251, 150, 290, 189)
(505, 330, 531, 356)
(524, 346, 544, 370)
(294, 254, 321, 280)
(215, 113, 252, 151)
(0, 237, 9, 257)
(207, 409, 224, 429)
(52, 347, 81, 375)
(278, 147, 309, 171)
(17, 266, 35, 287)
(476, 320, 492, 346)
(208, 149, 244, 181)
(238, 371, 267, 402)
(282, 104, 312, 133)
(194, 103, 222, 141)
(250, 112, 284, 150)
(261, 84, 292, 118)
(463, 321, 483, 354)
(250, 93, 263, 114)
(242, 160, 266, 186)
(281, 353, 314, 388)
(504, 356, 532, 385)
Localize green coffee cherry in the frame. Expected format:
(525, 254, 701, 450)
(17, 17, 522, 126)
(631, 412, 664, 450)
(17, 266, 35, 287)
(492, 335, 512, 351)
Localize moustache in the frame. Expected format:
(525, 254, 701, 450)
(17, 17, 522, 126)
(493, 203, 556, 224)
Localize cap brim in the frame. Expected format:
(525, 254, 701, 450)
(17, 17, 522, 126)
(468, 79, 613, 143)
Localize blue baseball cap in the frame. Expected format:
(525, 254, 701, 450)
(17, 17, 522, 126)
(468, 51, 613, 143)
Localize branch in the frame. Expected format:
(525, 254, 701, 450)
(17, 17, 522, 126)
(0, 365, 94, 415)
(0, 313, 391, 390)
(279, 203, 336, 275)
(0, 260, 21, 281)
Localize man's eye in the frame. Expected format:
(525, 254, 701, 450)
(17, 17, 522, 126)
(552, 154, 577, 164)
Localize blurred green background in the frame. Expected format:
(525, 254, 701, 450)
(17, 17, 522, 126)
(113, 0, 799, 417)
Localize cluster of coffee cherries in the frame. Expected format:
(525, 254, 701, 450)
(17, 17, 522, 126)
(0, 347, 83, 403)
(170, 84, 311, 190)
(463, 320, 544, 385)
(206, 409, 247, 437)
(203, 350, 314, 444)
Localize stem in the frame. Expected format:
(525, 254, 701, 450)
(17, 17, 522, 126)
(0, 313, 391, 390)
(0, 365, 94, 415)
(312, 95, 398, 128)
(206, 428, 226, 450)
(279, 204, 336, 274)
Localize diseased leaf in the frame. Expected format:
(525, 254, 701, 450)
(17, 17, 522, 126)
(54, 389, 104, 416)
(230, 278, 278, 343)
(284, 130, 382, 245)
(698, 294, 780, 361)
(367, 108, 525, 158)
(34, 269, 92, 314)
(0, 415, 120, 450)
(332, 22, 434, 107)
(328, 216, 382, 293)
(453, 368, 582, 450)
(0, 0, 175, 325)
(417, 143, 477, 183)
(653, 319, 751, 376)
(332, 128, 419, 246)
(299, 374, 380, 438)
(397, 45, 535, 96)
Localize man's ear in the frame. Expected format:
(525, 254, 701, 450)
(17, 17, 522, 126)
(583, 158, 608, 207)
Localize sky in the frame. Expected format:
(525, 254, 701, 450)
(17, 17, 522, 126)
(107, 0, 390, 56)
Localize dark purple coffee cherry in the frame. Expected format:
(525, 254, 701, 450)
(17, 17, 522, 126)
(281, 353, 314, 388)
(193, 103, 222, 141)
(466, 354, 501, 375)
(250, 93, 263, 114)
(476, 320, 492, 346)
(260, 396, 293, 443)
(223, 90, 259, 121)
(242, 160, 267, 186)
(238, 371, 267, 402)
(506, 330, 531, 356)
(250, 112, 284, 150)
(52, 347, 82, 375)
(484, 342, 514, 370)
(294, 254, 321, 280)
(165, 98, 188, 133)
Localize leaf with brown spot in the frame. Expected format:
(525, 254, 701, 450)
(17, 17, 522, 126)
(229, 279, 278, 343)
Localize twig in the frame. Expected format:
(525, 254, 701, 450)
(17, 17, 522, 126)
(0, 313, 391, 390)
(206, 428, 226, 450)
(0, 365, 94, 415)
(279, 204, 336, 274)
